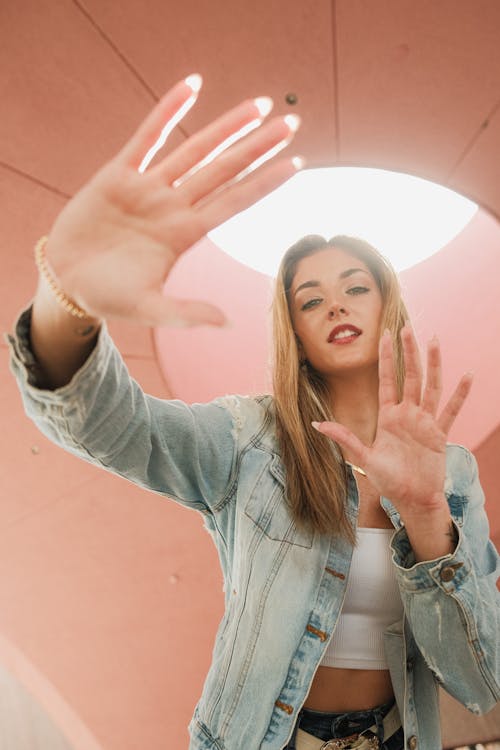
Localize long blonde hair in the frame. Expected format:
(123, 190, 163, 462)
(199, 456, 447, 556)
(271, 235, 408, 542)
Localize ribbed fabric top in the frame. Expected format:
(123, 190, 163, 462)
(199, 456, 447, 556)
(320, 528, 403, 670)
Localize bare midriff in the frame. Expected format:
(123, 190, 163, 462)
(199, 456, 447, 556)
(304, 666, 394, 712)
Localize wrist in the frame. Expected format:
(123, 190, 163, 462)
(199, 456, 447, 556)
(31, 255, 102, 390)
(399, 492, 449, 522)
(401, 502, 457, 563)
(35, 274, 101, 337)
(35, 235, 92, 321)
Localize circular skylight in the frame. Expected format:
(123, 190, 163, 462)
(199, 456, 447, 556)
(208, 167, 477, 276)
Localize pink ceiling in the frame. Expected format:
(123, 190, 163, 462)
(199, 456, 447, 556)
(1, 2, 499, 749)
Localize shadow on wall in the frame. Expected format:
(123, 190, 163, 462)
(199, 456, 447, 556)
(0, 661, 74, 750)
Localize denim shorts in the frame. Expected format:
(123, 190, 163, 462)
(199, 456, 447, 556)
(283, 698, 404, 749)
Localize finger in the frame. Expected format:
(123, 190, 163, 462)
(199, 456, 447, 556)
(401, 323, 423, 404)
(378, 330, 398, 407)
(312, 421, 368, 468)
(421, 336, 442, 416)
(157, 97, 273, 186)
(196, 154, 303, 232)
(177, 114, 300, 206)
(135, 292, 228, 328)
(117, 74, 203, 172)
(437, 372, 473, 435)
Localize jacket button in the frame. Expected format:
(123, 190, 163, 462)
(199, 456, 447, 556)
(440, 566, 456, 582)
(408, 736, 418, 749)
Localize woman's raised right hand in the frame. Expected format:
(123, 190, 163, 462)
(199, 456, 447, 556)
(44, 74, 302, 327)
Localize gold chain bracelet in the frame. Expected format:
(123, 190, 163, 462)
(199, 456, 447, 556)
(34, 236, 89, 319)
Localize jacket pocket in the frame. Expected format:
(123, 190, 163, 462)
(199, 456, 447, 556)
(243, 453, 313, 548)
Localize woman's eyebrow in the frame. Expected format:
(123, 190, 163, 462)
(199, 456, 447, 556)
(339, 267, 370, 280)
(293, 279, 320, 297)
(293, 268, 369, 297)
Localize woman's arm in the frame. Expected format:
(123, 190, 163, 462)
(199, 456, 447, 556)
(9, 75, 301, 505)
(392, 446, 500, 713)
(21, 75, 301, 389)
(29, 273, 102, 390)
(312, 325, 499, 710)
(9, 306, 241, 513)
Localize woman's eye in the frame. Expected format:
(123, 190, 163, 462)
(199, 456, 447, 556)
(346, 286, 369, 295)
(301, 298, 322, 311)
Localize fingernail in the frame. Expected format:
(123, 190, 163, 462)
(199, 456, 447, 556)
(292, 155, 306, 170)
(284, 114, 301, 132)
(311, 421, 322, 430)
(254, 96, 273, 117)
(221, 319, 234, 329)
(185, 73, 203, 93)
(383, 328, 391, 337)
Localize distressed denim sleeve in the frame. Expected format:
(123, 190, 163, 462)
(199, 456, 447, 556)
(7, 308, 238, 514)
(390, 446, 500, 714)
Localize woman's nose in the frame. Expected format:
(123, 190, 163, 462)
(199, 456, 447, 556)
(328, 303, 347, 318)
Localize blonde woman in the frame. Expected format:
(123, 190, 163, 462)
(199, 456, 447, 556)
(9, 77, 499, 750)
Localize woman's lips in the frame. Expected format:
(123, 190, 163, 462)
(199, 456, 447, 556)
(327, 324, 362, 344)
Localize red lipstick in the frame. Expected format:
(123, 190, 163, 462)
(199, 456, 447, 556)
(327, 324, 362, 344)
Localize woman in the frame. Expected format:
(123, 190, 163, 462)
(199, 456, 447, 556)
(271, 234, 488, 749)
(9, 76, 499, 750)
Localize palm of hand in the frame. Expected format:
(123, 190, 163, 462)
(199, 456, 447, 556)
(44, 77, 298, 326)
(314, 326, 472, 516)
(49, 164, 205, 324)
(364, 400, 447, 511)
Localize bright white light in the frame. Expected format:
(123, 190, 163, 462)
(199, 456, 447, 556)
(208, 167, 477, 275)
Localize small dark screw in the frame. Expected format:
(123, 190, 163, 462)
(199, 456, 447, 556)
(285, 93, 298, 105)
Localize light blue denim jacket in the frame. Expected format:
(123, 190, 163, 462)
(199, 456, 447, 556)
(8, 310, 500, 750)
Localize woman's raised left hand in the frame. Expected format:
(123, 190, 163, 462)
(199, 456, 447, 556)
(312, 324, 473, 520)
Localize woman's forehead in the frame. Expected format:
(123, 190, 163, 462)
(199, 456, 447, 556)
(292, 247, 371, 284)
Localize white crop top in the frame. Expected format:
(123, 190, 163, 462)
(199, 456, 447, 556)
(320, 528, 404, 670)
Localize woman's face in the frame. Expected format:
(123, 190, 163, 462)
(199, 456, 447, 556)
(290, 247, 384, 380)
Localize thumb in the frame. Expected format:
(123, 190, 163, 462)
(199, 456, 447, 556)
(135, 292, 228, 328)
(312, 420, 368, 467)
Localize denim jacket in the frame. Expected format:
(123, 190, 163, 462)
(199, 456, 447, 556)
(8, 309, 500, 750)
